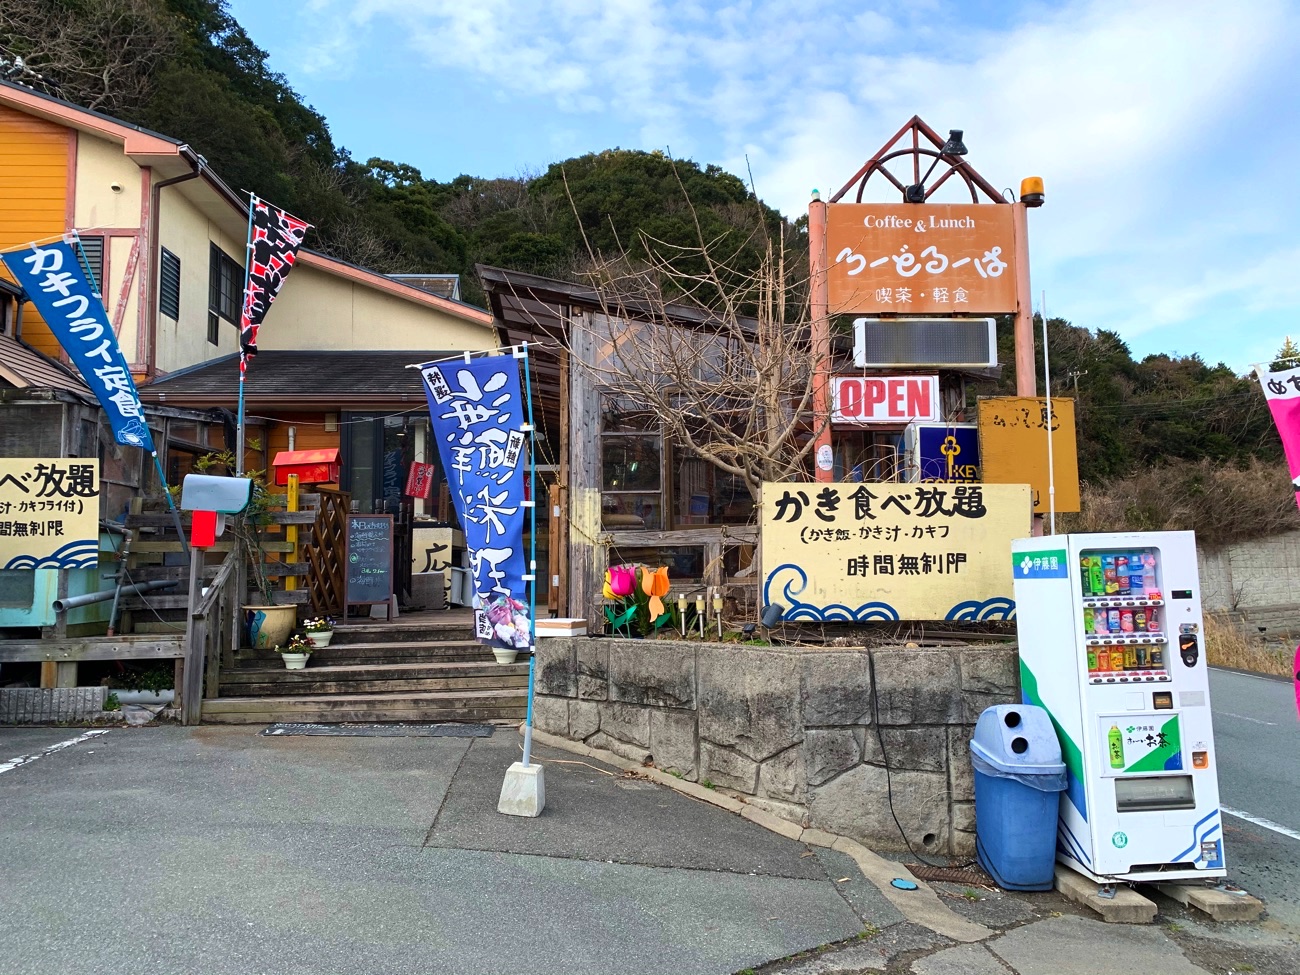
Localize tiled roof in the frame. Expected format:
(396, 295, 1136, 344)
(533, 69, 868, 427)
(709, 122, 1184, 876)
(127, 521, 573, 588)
(139, 350, 462, 406)
(0, 333, 93, 395)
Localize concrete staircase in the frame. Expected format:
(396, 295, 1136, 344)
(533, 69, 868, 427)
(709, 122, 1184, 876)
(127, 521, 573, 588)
(202, 614, 528, 724)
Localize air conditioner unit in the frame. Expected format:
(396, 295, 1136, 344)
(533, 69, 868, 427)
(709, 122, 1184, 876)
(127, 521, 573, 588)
(852, 318, 997, 368)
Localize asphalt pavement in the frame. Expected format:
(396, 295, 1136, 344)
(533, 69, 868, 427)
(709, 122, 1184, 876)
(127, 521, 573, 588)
(1208, 667, 1300, 940)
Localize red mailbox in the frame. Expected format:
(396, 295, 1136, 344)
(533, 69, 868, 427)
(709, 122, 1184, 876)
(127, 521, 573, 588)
(271, 448, 340, 486)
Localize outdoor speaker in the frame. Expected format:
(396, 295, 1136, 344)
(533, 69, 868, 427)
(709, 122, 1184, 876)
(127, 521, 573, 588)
(761, 603, 785, 629)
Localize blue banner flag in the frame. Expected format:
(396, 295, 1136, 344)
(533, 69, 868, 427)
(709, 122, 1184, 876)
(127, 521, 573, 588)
(2, 240, 155, 451)
(421, 354, 531, 649)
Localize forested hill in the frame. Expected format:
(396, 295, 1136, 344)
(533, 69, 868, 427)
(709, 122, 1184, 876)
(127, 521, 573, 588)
(0, 0, 1288, 500)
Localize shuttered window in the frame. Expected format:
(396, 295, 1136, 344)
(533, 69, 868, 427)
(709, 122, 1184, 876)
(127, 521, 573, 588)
(208, 242, 242, 324)
(78, 236, 104, 294)
(159, 247, 181, 322)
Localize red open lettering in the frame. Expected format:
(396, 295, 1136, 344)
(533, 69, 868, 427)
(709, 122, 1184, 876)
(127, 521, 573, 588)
(865, 379, 887, 415)
(841, 379, 862, 417)
(907, 378, 929, 418)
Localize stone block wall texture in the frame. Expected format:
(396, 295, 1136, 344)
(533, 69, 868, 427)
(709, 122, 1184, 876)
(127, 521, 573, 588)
(1199, 532, 1300, 623)
(532, 637, 1019, 856)
(0, 687, 107, 724)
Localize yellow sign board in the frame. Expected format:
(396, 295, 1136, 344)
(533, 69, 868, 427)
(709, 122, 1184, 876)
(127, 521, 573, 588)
(0, 459, 100, 569)
(977, 397, 1081, 513)
(761, 482, 1031, 621)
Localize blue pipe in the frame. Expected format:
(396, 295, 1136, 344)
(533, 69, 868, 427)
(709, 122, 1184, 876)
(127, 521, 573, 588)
(521, 342, 538, 767)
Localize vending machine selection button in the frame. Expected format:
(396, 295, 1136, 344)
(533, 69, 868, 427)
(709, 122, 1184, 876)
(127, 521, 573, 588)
(1152, 691, 1174, 710)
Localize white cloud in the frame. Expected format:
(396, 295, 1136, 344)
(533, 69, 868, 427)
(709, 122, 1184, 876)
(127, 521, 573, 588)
(272, 0, 1298, 366)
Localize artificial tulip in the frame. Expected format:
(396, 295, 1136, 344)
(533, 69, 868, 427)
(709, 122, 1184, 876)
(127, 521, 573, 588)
(603, 565, 636, 599)
(642, 566, 670, 619)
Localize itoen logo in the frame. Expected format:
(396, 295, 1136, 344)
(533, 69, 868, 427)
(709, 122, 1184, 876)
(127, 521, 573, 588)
(832, 375, 939, 424)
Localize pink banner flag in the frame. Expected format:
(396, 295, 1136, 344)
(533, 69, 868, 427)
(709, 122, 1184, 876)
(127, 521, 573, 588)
(1256, 365, 1300, 510)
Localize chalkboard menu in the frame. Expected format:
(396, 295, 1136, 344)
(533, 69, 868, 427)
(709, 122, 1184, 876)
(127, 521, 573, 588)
(346, 514, 393, 608)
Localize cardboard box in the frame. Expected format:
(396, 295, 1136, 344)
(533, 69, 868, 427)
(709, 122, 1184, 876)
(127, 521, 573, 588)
(536, 617, 588, 637)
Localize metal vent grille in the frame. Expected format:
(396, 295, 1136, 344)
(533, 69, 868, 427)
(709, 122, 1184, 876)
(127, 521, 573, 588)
(853, 317, 996, 368)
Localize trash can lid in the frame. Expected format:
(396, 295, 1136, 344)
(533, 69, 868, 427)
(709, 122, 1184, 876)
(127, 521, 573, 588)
(971, 703, 1066, 776)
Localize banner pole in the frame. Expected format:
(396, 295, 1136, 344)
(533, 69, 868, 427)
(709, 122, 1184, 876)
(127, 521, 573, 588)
(152, 450, 190, 559)
(235, 195, 255, 476)
(521, 342, 538, 769)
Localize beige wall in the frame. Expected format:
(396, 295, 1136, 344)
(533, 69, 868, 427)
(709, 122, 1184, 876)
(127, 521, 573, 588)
(153, 188, 245, 374)
(257, 262, 495, 353)
(73, 133, 142, 230)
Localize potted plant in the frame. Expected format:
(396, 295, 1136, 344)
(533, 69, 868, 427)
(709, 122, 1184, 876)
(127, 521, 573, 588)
(276, 633, 315, 670)
(196, 448, 298, 649)
(300, 615, 336, 648)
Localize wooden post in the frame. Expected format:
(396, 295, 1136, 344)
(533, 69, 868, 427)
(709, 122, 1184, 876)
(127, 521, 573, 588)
(182, 545, 205, 725)
(567, 310, 602, 626)
(808, 197, 833, 482)
(284, 473, 299, 591)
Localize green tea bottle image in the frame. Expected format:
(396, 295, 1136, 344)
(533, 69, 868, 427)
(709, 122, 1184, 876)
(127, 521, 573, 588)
(1108, 725, 1125, 769)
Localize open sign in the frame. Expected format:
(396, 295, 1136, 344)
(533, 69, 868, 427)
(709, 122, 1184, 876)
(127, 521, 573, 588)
(832, 374, 940, 425)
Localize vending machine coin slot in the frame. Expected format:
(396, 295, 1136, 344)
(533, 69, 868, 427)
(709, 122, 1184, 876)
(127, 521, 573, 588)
(1179, 634, 1200, 668)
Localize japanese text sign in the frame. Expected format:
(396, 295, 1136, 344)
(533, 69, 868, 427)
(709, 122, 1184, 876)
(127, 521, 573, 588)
(1255, 364, 1300, 510)
(0, 459, 99, 569)
(832, 374, 938, 426)
(761, 481, 1030, 622)
(1098, 713, 1183, 778)
(1, 241, 154, 451)
(826, 204, 1018, 315)
(404, 461, 436, 499)
(421, 355, 531, 649)
(977, 397, 1081, 513)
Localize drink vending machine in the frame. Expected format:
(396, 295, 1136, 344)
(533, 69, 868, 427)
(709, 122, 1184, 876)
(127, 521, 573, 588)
(1011, 530, 1225, 882)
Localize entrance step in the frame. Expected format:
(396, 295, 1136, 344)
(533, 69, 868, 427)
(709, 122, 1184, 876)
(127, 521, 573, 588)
(234, 640, 492, 667)
(202, 687, 527, 724)
(218, 660, 529, 697)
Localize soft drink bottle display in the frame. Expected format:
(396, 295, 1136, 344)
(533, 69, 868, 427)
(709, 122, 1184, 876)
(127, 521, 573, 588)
(1102, 556, 1119, 595)
(1108, 609, 1121, 633)
(1128, 555, 1144, 594)
(1109, 725, 1125, 769)
(1115, 555, 1129, 595)
(1089, 557, 1105, 596)
(1120, 609, 1135, 633)
(1080, 557, 1092, 596)
(1146, 609, 1161, 633)
(1135, 645, 1148, 668)
(1124, 646, 1138, 669)
(1142, 552, 1157, 595)
(1087, 647, 1098, 671)
(1150, 645, 1164, 667)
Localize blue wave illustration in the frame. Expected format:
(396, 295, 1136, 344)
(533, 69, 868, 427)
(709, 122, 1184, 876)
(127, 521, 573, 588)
(763, 563, 900, 622)
(4, 539, 99, 570)
(946, 597, 1016, 621)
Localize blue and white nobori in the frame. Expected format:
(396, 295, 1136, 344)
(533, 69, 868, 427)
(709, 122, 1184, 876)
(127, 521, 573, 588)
(1, 240, 155, 452)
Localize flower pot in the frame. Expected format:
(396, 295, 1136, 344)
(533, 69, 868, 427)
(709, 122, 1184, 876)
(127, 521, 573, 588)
(305, 630, 334, 648)
(492, 648, 519, 665)
(111, 689, 175, 707)
(280, 652, 311, 670)
(244, 605, 297, 650)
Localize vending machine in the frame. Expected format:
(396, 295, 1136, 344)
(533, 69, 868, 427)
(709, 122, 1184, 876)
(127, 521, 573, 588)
(1011, 531, 1225, 883)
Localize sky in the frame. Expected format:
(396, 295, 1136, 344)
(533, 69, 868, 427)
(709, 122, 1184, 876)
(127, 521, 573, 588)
(227, 0, 1300, 373)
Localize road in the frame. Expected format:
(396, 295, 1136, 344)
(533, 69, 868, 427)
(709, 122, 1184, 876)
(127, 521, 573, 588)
(1209, 667, 1300, 937)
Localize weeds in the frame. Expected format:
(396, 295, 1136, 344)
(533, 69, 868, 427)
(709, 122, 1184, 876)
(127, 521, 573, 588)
(1204, 614, 1293, 678)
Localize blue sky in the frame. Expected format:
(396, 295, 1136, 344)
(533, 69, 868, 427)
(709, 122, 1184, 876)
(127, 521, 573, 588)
(228, 0, 1299, 374)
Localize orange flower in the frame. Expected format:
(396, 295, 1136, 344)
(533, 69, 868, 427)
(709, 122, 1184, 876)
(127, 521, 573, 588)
(642, 565, 670, 619)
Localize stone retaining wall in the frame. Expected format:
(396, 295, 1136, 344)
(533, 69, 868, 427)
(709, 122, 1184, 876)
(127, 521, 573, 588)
(532, 637, 1019, 856)
(0, 687, 107, 724)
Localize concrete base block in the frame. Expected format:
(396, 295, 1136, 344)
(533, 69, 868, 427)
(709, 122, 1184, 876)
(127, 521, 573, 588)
(1151, 882, 1265, 922)
(1055, 864, 1157, 924)
(497, 761, 546, 817)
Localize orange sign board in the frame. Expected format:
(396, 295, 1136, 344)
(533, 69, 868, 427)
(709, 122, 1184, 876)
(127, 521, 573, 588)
(826, 203, 1018, 315)
(977, 397, 1081, 513)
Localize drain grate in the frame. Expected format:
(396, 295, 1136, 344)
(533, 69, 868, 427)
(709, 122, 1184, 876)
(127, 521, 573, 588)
(906, 862, 994, 886)
(261, 722, 494, 738)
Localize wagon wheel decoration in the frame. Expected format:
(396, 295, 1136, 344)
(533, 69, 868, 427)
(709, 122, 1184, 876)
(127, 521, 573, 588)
(830, 116, 1008, 206)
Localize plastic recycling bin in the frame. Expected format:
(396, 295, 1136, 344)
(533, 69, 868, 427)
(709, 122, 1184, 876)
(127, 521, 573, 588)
(970, 703, 1067, 891)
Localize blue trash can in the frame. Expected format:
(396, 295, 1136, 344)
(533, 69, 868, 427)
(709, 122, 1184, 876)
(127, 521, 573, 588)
(970, 703, 1067, 891)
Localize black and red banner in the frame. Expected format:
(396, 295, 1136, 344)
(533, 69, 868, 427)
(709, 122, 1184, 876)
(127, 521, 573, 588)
(239, 197, 309, 365)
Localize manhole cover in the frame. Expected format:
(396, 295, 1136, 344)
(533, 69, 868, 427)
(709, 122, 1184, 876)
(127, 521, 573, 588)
(261, 722, 494, 738)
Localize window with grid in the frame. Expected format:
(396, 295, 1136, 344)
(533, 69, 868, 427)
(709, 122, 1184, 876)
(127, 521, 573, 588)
(159, 247, 181, 323)
(208, 242, 243, 342)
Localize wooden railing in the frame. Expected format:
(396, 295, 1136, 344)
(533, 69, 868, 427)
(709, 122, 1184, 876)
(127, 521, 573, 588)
(182, 548, 241, 725)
